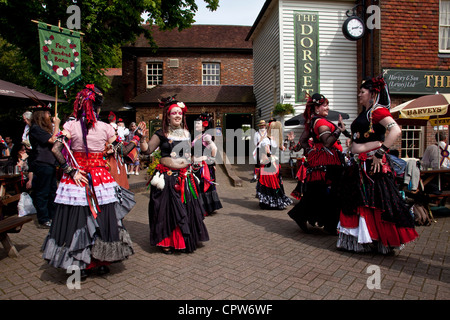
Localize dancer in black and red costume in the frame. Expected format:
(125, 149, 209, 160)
(337, 76, 418, 254)
(287, 93, 346, 234)
(139, 96, 209, 254)
(191, 113, 222, 215)
(42, 84, 135, 279)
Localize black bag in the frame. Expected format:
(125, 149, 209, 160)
(114, 186, 136, 219)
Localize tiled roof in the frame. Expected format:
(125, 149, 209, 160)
(128, 24, 252, 49)
(130, 85, 255, 104)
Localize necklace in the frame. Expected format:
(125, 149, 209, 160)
(169, 126, 185, 138)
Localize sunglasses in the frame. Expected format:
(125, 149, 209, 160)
(170, 111, 183, 116)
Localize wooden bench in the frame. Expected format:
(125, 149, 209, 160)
(427, 191, 450, 198)
(0, 215, 32, 258)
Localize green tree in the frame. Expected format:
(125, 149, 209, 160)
(0, 0, 219, 115)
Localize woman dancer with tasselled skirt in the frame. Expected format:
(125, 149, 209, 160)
(139, 96, 209, 254)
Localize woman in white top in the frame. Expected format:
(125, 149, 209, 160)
(255, 121, 293, 210)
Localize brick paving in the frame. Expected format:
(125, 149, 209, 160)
(0, 163, 449, 301)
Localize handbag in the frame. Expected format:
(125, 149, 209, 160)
(114, 186, 136, 219)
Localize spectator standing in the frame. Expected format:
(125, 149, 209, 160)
(28, 104, 60, 228)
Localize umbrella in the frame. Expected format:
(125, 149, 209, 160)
(390, 93, 450, 189)
(390, 93, 450, 124)
(284, 109, 350, 126)
(0, 79, 66, 103)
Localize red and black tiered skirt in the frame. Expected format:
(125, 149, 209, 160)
(42, 152, 134, 270)
(337, 153, 418, 253)
(256, 160, 293, 210)
(288, 145, 343, 233)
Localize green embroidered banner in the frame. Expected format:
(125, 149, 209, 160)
(38, 22, 82, 89)
(294, 11, 319, 103)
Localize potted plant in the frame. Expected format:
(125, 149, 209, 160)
(272, 103, 295, 117)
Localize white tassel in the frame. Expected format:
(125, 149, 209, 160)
(156, 178, 165, 190)
(151, 172, 165, 190)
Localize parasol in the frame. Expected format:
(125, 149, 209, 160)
(390, 93, 450, 189)
(284, 109, 350, 126)
(0, 79, 66, 103)
(390, 93, 450, 126)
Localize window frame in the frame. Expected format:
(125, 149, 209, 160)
(202, 62, 220, 85)
(146, 62, 163, 88)
(439, 0, 450, 53)
(401, 125, 423, 158)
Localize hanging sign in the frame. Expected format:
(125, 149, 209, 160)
(295, 11, 319, 103)
(38, 21, 82, 89)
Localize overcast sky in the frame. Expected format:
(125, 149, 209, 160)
(193, 0, 266, 26)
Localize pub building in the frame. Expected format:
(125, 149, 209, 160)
(247, 0, 450, 163)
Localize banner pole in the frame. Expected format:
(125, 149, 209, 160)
(54, 20, 61, 117)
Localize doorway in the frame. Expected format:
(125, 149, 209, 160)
(223, 113, 253, 162)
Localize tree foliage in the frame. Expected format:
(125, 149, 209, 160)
(0, 0, 219, 115)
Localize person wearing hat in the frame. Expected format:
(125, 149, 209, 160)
(42, 84, 135, 279)
(336, 76, 418, 254)
(286, 93, 345, 234)
(116, 118, 129, 142)
(139, 96, 209, 254)
(251, 119, 267, 183)
(256, 120, 293, 210)
(28, 104, 61, 228)
(108, 111, 117, 130)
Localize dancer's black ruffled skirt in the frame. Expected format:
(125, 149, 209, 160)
(194, 164, 223, 215)
(41, 203, 134, 270)
(149, 168, 209, 253)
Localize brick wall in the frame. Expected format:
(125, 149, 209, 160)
(381, 0, 448, 70)
(122, 51, 254, 103)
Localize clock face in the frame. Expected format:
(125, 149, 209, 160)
(347, 18, 364, 37)
(342, 16, 365, 40)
